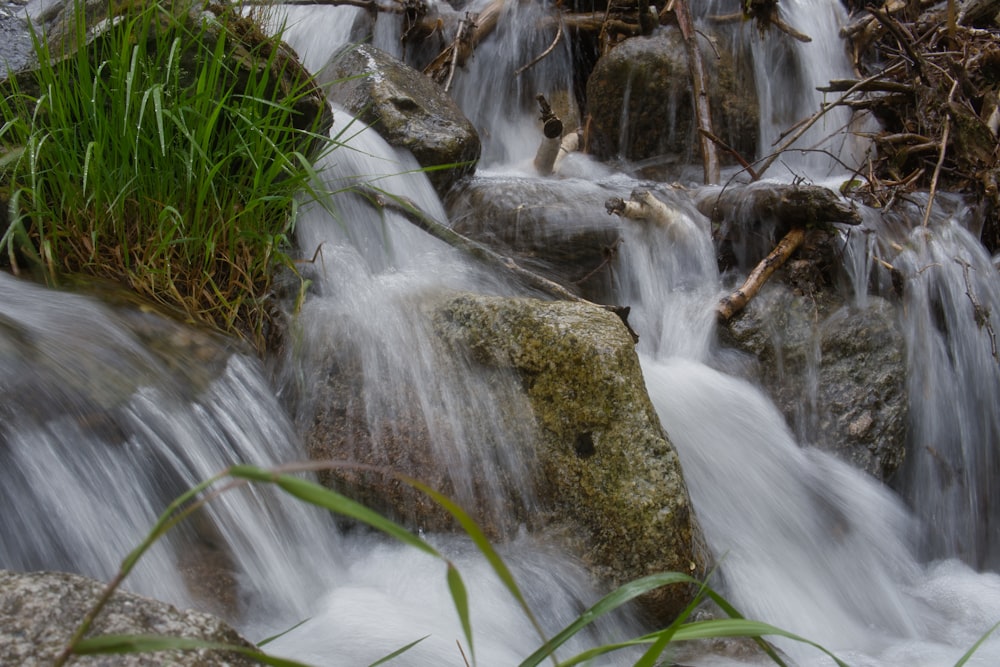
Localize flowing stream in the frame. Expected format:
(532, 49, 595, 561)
(4, 0, 1000, 665)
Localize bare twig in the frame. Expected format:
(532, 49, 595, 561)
(514, 23, 563, 77)
(357, 185, 639, 341)
(957, 257, 998, 361)
(922, 78, 958, 227)
(698, 128, 760, 180)
(716, 226, 807, 322)
(757, 62, 905, 178)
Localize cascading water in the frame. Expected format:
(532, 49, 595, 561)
(5, 0, 1000, 665)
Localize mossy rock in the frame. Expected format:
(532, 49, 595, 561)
(433, 293, 711, 623)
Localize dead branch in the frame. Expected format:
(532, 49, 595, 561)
(698, 128, 759, 180)
(922, 78, 958, 227)
(605, 189, 703, 243)
(423, 0, 503, 87)
(357, 185, 639, 341)
(696, 183, 863, 230)
(957, 257, 999, 361)
(672, 0, 720, 184)
(817, 79, 916, 94)
(515, 23, 563, 77)
(716, 226, 807, 322)
(756, 61, 906, 178)
(533, 94, 564, 176)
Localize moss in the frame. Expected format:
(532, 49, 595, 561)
(434, 293, 711, 622)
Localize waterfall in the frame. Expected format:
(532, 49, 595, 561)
(893, 219, 1000, 569)
(4, 0, 1000, 665)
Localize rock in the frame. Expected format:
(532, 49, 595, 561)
(0, 569, 258, 666)
(432, 293, 711, 622)
(445, 175, 626, 303)
(319, 43, 481, 196)
(720, 287, 908, 481)
(0, 2, 33, 75)
(585, 29, 758, 178)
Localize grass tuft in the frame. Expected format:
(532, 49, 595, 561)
(0, 0, 333, 350)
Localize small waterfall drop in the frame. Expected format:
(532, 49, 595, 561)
(4, 1, 1000, 665)
(0, 273, 342, 630)
(893, 219, 1000, 569)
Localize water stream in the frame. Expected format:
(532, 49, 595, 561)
(4, 0, 1000, 665)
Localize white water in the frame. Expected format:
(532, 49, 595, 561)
(4, 0, 1000, 665)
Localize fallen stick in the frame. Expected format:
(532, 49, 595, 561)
(716, 226, 806, 322)
(357, 185, 639, 341)
(605, 189, 702, 242)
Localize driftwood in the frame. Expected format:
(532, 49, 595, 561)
(696, 183, 862, 230)
(533, 94, 564, 176)
(605, 189, 702, 243)
(716, 227, 807, 322)
(357, 185, 639, 341)
(423, 0, 503, 88)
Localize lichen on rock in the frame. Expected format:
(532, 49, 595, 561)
(433, 292, 711, 622)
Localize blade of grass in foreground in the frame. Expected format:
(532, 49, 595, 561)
(518, 571, 702, 667)
(73, 634, 314, 667)
(228, 465, 477, 665)
(556, 619, 849, 667)
(367, 636, 430, 667)
(953, 619, 1000, 667)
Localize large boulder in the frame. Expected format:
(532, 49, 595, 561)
(720, 287, 908, 481)
(0, 569, 257, 666)
(432, 294, 711, 622)
(319, 43, 481, 196)
(585, 29, 758, 178)
(445, 176, 626, 303)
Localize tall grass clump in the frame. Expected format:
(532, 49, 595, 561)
(0, 0, 331, 348)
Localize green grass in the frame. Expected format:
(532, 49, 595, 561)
(0, 0, 331, 349)
(51, 461, 1000, 666)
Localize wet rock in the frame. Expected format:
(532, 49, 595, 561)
(0, 569, 258, 666)
(433, 293, 712, 623)
(445, 175, 627, 303)
(0, 2, 32, 75)
(319, 43, 481, 196)
(585, 29, 758, 178)
(720, 287, 908, 481)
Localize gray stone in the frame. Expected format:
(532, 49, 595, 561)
(721, 287, 908, 481)
(432, 293, 711, 622)
(445, 176, 626, 303)
(319, 43, 480, 195)
(0, 569, 258, 666)
(585, 29, 758, 178)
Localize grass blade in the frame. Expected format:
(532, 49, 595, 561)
(257, 618, 311, 647)
(519, 572, 699, 667)
(228, 465, 441, 559)
(447, 563, 474, 666)
(401, 475, 546, 647)
(953, 619, 1000, 667)
(367, 636, 430, 667)
(73, 634, 315, 667)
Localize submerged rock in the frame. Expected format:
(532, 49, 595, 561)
(585, 29, 757, 178)
(319, 43, 481, 196)
(445, 176, 626, 303)
(0, 569, 257, 666)
(433, 293, 711, 622)
(721, 287, 908, 481)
